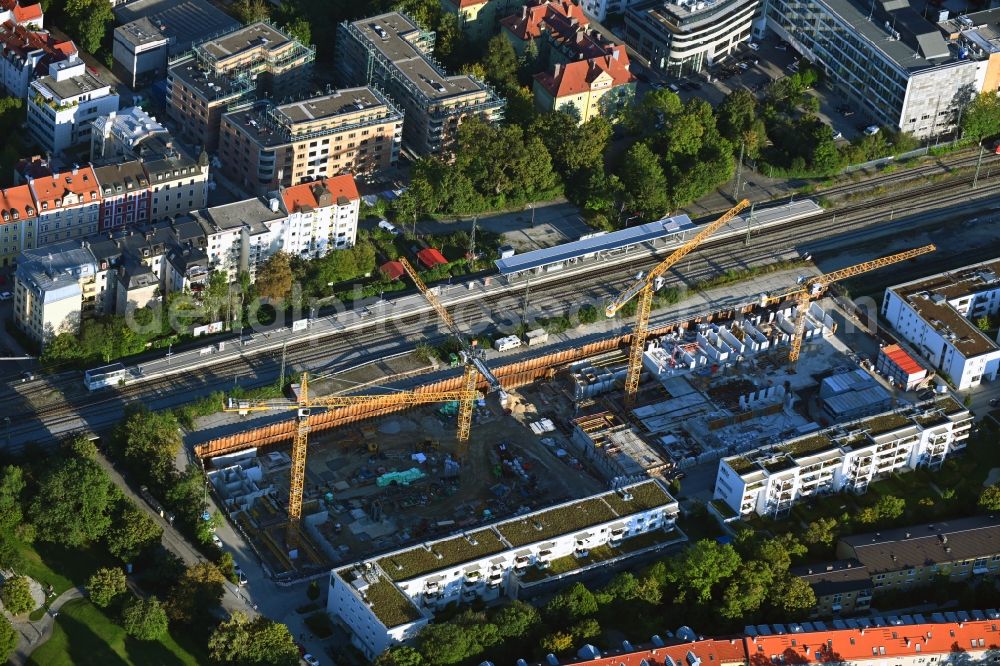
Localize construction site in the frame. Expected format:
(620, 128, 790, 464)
(188, 200, 946, 579)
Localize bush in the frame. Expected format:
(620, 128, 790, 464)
(307, 580, 320, 601)
(121, 597, 169, 641)
(1, 575, 34, 615)
(87, 567, 127, 608)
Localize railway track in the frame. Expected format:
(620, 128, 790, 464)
(8, 167, 1000, 435)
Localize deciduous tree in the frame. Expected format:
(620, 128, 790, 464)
(30, 451, 114, 546)
(665, 539, 741, 604)
(255, 251, 294, 302)
(117, 408, 182, 492)
(121, 597, 168, 640)
(105, 503, 162, 563)
(417, 622, 472, 665)
(618, 142, 669, 221)
(804, 517, 839, 547)
(492, 600, 540, 639)
(979, 483, 1000, 511)
(1, 575, 33, 615)
(0, 466, 24, 533)
(64, 0, 114, 54)
(87, 567, 127, 608)
(543, 582, 598, 624)
(0, 615, 15, 663)
(482, 35, 519, 92)
(375, 646, 426, 666)
(233, 0, 270, 22)
(962, 91, 1000, 143)
(166, 562, 226, 625)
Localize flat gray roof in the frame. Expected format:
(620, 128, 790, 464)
(202, 196, 283, 233)
(114, 0, 238, 55)
(349, 12, 493, 102)
(199, 22, 290, 61)
(115, 17, 168, 48)
(495, 214, 694, 274)
(35, 70, 110, 101)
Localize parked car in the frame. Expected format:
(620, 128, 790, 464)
(0, 291, 11, 301)
(668, 83, 681, 92)
(993, 140, 1000, 155)
(234, 566, 247, 586)
(775, 42, 788, 51)
(831, 128, 843, 140)
(303, 655, 320, 666)
(864, 125, 880, 136)
(377, 219, 400, 236)
(748, 41, 760, 50)
(212, 534, 223, 548)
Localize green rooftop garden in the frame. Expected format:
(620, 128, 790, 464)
(859, 411, 913, 435)
(780, 433, 834, 457)
(365, 576, 423, 628)
(377, 529, 506, 581)
(762, 455, 796, 473)
(497, 498, 618, 548)
(726, 456, 755, 473)
(601, 481, 674, 515)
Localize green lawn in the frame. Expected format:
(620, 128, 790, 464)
(16, 541, 116, 597)
(26, 598, 206, 666)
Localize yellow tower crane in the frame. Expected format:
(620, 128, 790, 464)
(399, 257, 505, 455)
(225, 372, 478, 549)
(605, 199, 751, 405)
(782, 244, 936, 365)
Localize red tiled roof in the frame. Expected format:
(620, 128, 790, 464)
(534, 45, 635, 98)
(0, 21, 74, 63)
(746, 621, 1000, 665)
(417, 247, 447, 268)
(444, 0, 488, 8)
(11, 2, 41, 24)
(0, 184, 36, 223)
(559, 622, 1000, 666)
(281, 175, 359, 213)
(881, 344, 925, 376)
(500, 0, 588, 41)
(380, 260, 404, 280)
(30, 165, 100, 210)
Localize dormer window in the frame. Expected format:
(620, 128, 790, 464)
(41, 202, 47, 210)
(11, 211, 17, 220)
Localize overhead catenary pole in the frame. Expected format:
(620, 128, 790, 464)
(278, 341, 287, 392)
(973, 144, 986, 189)
(733, 140, 745, 202)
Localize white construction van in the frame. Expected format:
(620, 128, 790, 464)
(493, 335, 523, 352)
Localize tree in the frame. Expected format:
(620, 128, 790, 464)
(961, 91, 1000, 143)
(755, 533, 806, 573)
(166, 562, 226, 625)
(0, 465, 24, 533)
(40, 332, 84, 366)
(717, 89, 758, 142)
(31, 451, 114, 546)
(201, 270, 231, 323)
(1, 575, 33, 615)
(207, 611, 298, 665)
(0, 615, 15, 663)
(121, 597, 168, 640)
(218, 551, 238, 584)
(165, 467, 208, 528)
(417, 622, 472, 665)
(492, 600, 540, 639)
(87, 567, 127, 608)
(570, 617, 601, 641)
(533, 113, 612, 181)
(233, 0, 270, 22)
(539, 630, 574, 653)
(804, 517, 838, 547)
(618, 142, 670, 221)
(117, 408, 182, 492)
(543, 582, 597, 624)
(978, 483, 1000, 511)
(875, 494, 906, 521)
(665, 539, 741, 604)
(375, 646, 426, 666)
(482, 35, 519, 92)
(255, 251, 294, 302)
(106, 503, 162, 562)
(596, 571, 640, 604)
(720, 560, 772, 619)
(283, 16, 311, 45)
(770, 573, 817, 616)
(64, 0, 114, 54)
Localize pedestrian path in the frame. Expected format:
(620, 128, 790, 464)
(9, 585, 83, 665)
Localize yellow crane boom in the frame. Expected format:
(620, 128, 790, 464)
(399, 256, 503, 454)
(606, 200, 750, 405)
(224, 372, 478, 548)
(787, 244, 936, 364)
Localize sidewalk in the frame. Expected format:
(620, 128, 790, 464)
(9, 586, 83, 666)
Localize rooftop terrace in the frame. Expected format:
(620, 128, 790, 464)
(377, 529, 507, 582)
(363, 575, 423, 628)
(497, 497, 618, 548)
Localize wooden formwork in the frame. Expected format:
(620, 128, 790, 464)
(192, 299, 762, 462)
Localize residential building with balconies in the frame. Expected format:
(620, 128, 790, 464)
(192, 195, 285, 282)
(13, 239, 96, 346)
(166, 22, 315, 151)
(28, 164, 102, 247)
(0, 184, 37, 268)
(141, 136, 210, 223)
(337, 12, 504, 157)
(93, 160, 150, 232)
(714, 398, 973, 519)
(218, 86, 402, 195)
(278, 175, 360, 258)
(882, 259, 1000, 390)
(0, 20, 72, 98)
(328, 480, 683, 659)
(27, 57, 119, 155)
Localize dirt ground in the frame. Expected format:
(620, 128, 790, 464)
(248, 379, 605, 568)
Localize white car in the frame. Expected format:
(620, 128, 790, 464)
(748, 42, 760, 50)
(303, 655, 320, 666)
(212, 534, 223, 548)
(377, 219, 400, 236)
(0, 291, 11, 301)
(831, 128, 843, 140)
(864, 125, 880, 136)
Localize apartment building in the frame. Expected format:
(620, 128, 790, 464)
(166, 22, 315, 150)
(27, 57, 120, 155)
(500, 0, 595, 62)
(192, 196, 285, 282)
(328, 480, 682, 659)
(714, 398, 972, 519)
(0, 184, 37, 267)
(792, 559, 873, 617)
(533, 45, 636, 122)
(0, 21, 73, 99)
(112, 17, 169, 88)
(93, 161, 150, 232)
(279, 175, 360, 257)
(142, 136, 210, 223)
(838, 516, 1000, 592)
(218, 87, 402, 195)
(624, 0, 758, 75)
(0, 0, 42, 28)
(882, 259, 1000, 390)
(28, 165, 101, 247)
(442, 0, 523, 42)
(337, 12, 504, 157)
(13, 239, 97, 346)
(763, 0, 1000, 138)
